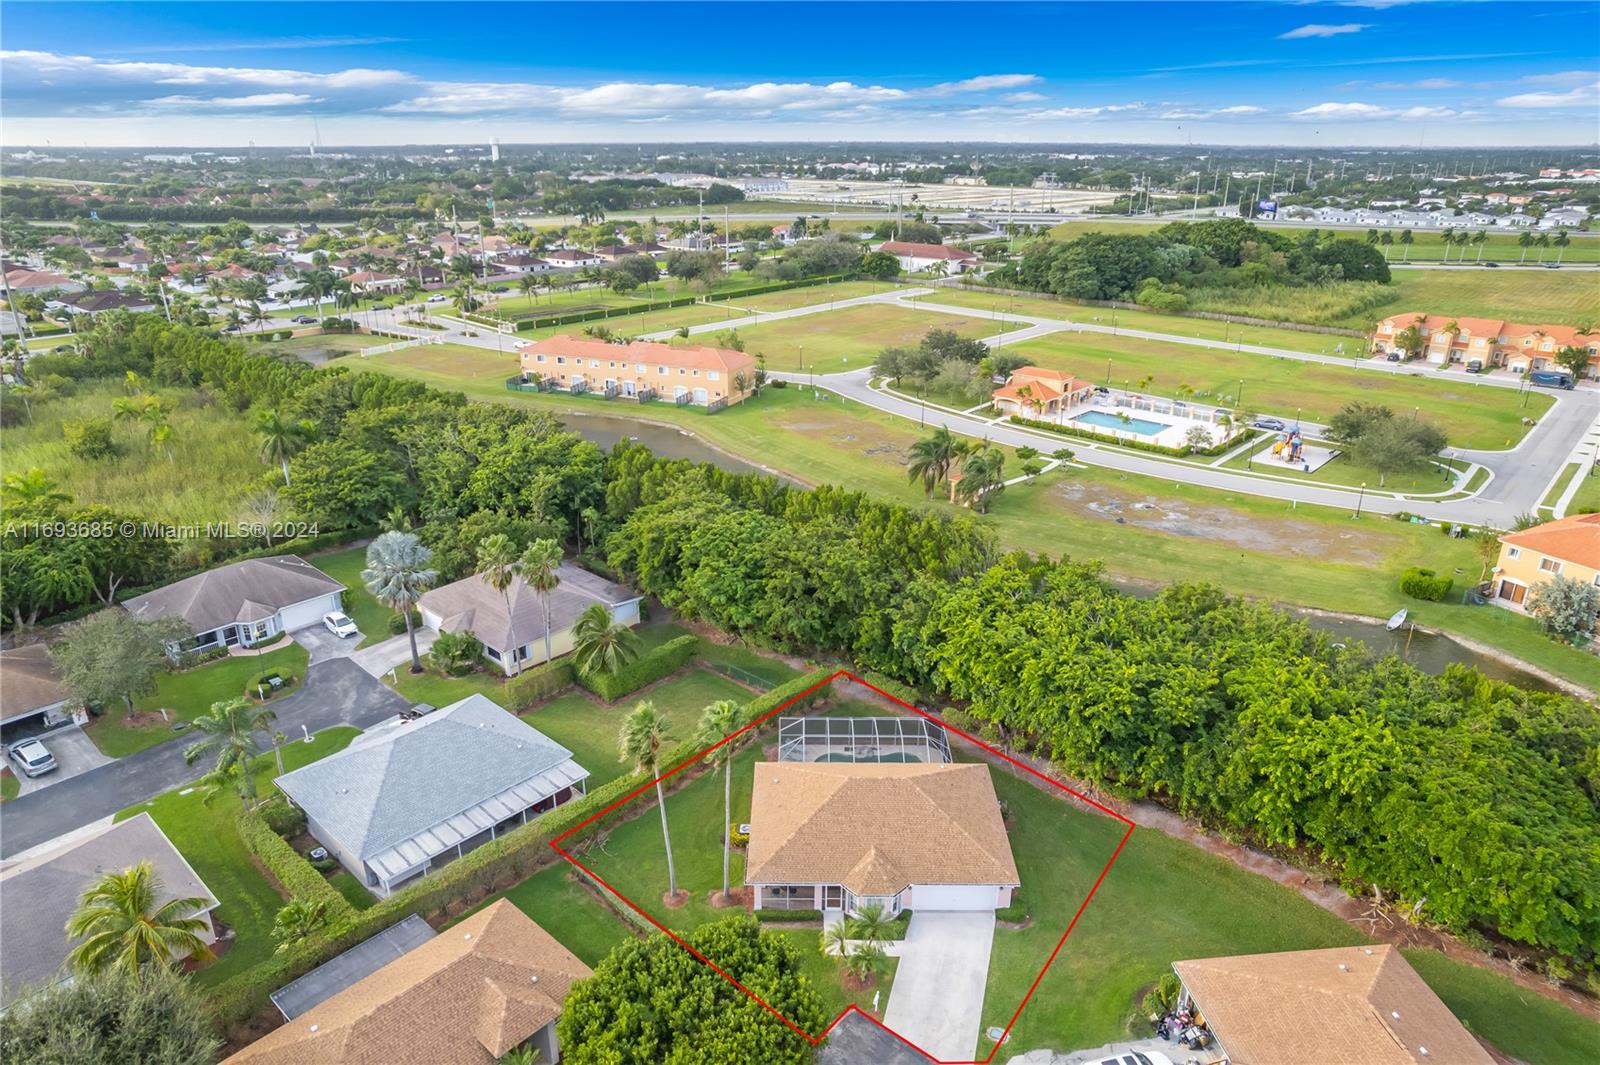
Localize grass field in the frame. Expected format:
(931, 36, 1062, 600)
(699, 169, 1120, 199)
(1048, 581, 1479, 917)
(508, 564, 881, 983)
(1008, 331, 1546, 448)
(258, 332, 389, 362)
(1567, 466, 1600, 515)
(309, 544, 391, 649)
(114, 726, 359, 987)
(1382, 268, 1600, 328)
(1219, 444, 1470, 496)
(2, 382, 266, 525)
(356, 350, 1600, 688)
(726, 303, 1016, 372)
(86, 642, 311, 758)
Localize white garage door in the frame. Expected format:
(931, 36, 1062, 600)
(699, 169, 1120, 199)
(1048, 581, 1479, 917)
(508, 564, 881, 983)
(911, 884, 996, 911)
(279, 592, 342, 632)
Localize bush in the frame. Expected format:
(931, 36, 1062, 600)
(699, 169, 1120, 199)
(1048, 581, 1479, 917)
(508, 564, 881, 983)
(258, 796, 307, 839)
(860, 671, 923, 709)
(62, 416, 120, 460)
(754, 908, 822, 923)
(1398, 567, 1453, 601)
(275, 329, 293, 341)
(736, 668, 834, 724)
(310, 857, 337, 873)
(728, 821, 750, 847)
(429, 630, 483, 676)
(506, 659, 576, 709)
(387, 609, 421, 635)
(770, 379, 788, 389)
(235, 808, 356, 919)
(577, 634, 699, 702)
(320, 317, 358, 333)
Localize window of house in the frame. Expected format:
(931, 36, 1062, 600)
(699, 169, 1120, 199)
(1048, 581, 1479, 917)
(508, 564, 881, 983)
(708, 370, 720, 381)
(657, 365, 666, 375)
(1539, 558, 1563, 575)
(535, 354, 545, 363)
(636, 363, 646, 372)
(692, 369, 699, 377)
(678, 368, 686, 375)
(556, 356, 565, 365)
(590, 359, 600, 368)
(1507, 547, 1520, 559)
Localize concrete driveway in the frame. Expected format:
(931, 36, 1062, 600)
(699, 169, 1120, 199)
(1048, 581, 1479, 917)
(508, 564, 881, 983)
(293, 622, 362, 665)
(8, 726, 113, 796)
(350, 629, 436, 678)
(882, 911, 996, 1062)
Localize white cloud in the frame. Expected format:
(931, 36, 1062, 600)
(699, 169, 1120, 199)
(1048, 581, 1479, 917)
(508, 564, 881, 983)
(1371, 77, 1462, 90)
(1279, 23, 1369, 39)
(1517, 69, 1599, 86)
(936, 74, 1040, 93)
(1159, 104, 1267, 120)
(1291, 101, 1459, 119)
(1496, 81, 1600, 108)
(1028, 103, 1146, 119)
(1003, 91, 1046, 102)
(151, 92, 317, 108)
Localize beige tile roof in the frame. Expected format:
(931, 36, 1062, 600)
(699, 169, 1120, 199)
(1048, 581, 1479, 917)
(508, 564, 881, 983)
(225, 901, 591, 1065)
(520, 334, 757, 376)
(745, 762, 1018, 894)
(1173, 945, 1494, 1065)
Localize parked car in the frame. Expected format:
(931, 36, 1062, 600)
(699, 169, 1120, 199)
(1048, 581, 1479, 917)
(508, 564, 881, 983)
(290, 314, 316, 324)
(426, 294, 448, 303)
(1466, 359, 1484, 373)
(1529, 370, 1575, 390)
(1386, 352, 1403, 362)
(1252, 417, 1287, 431)
(1544, 263, 1561, 269)
(323, 611, 359, 638)
(1093, 385, 1111, 395)
(1484, 262, 1500, 268)
(1096, 1052, 1174, 1065)
(8, 738, 57, 778)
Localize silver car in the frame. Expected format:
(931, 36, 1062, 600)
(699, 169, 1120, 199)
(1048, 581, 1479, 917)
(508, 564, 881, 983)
(8, 738, 57, 778)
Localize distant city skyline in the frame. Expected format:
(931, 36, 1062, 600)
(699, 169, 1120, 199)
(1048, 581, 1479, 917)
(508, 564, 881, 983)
(2, 1, 1596, 148)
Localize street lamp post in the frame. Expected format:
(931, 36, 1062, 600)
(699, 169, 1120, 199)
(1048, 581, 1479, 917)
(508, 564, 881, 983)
(1105, 357, 1112, 387)
(1354, 482, 1367, 519)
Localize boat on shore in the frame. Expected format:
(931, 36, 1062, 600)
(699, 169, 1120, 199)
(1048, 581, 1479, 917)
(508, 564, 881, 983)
(1386, 608, 1409, 632)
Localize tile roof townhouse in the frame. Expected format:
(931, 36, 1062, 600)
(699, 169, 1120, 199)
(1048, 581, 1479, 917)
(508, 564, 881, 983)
(122, 555, 345, 653)
(745, 761, 1019, 916)
(224, 900, 590, 1065)
(878, 240, 979, 273)
(1372, 313, 1598, 376)
(1489, 513, 1600, 613)
(516, 335, 758, 410)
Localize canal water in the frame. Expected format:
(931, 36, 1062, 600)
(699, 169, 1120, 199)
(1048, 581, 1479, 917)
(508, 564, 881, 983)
(559, 412, 1562, 693)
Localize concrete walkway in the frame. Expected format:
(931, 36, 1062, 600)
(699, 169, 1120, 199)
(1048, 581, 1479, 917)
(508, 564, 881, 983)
(350, 629, 438, 678)
(882, 911, 996, 1062)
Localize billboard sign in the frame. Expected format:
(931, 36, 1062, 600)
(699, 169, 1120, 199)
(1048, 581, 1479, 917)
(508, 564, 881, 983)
(1257, 200, 1278, 218)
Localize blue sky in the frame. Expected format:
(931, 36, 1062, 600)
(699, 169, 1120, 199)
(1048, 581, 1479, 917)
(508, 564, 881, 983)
(2, 1, 1596, 146)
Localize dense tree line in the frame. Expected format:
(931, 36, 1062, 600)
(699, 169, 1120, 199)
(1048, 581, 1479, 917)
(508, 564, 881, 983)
(990, 218, 1393, 309)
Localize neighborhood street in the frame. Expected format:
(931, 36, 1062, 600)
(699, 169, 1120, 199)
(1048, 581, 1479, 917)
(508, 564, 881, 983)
(0, 659, 408, 860)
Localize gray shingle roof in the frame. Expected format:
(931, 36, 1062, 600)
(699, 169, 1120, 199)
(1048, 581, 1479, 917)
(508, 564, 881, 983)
(418, 563, 637, 653)
(274, 694, 586, 863)
(122, 555, 343, 633)
(0, 643, 65, 723)
(0, 813, 218, 1008)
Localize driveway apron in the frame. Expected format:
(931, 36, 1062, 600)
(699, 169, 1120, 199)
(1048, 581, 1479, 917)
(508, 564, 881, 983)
(882, 910, 996, 1061)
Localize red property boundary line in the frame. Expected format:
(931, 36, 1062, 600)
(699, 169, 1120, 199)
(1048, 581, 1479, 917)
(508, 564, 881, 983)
(549, 669, 1136, 1065)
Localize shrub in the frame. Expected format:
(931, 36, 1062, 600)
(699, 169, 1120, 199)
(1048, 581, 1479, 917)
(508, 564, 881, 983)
(506, 659, 577, 709)
(860, 671, 923, 709)
(739, 668, 834, 723)
(728, 822, 750, 847)
(386, 609, 420, 635)
(754, 908, 822, 923)
(578, 634, 699, 702)
(258, 796, 307, 839)
(1398, 567, 1453, 601)
(276, 329, 294, 341)
(234, 808, 356, 919)
(770, 379, 788, 389)
(429, 631, 483, 676)
(62, 416, 120, 460)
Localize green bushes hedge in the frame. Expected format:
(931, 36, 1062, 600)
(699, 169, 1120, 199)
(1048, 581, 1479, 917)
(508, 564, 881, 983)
(754, 908, 822, 923)
(234, 808, 356, 921)
(859, 671, 923, 709)
(1008, 415, 1256, 458)
(506, 659, 576, 709)
(577, 634, 700, 702)
(510, 276, 849, 332)
(701, 274, 846, 303)
(1399, 567, 1454, 601)
(740, 669, 834, 723)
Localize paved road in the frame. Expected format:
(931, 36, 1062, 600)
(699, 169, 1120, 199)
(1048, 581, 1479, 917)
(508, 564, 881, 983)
(0, 659, 408, 859)
(882, 911, 997, 1062)
(819, 1012, 935, 1065)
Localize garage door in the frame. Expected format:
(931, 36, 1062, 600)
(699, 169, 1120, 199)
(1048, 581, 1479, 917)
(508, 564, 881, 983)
(279, 592, 341, 632)
(910, 884, 996, 911)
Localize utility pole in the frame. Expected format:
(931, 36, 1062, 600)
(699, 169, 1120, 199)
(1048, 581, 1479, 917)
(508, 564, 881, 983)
(1192, 169, 1202, 214)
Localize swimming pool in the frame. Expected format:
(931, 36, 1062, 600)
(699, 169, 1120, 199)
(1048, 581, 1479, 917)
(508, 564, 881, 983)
(1072, 409, 1168, 436)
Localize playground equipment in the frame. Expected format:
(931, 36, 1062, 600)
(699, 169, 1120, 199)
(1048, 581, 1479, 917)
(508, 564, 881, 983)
(1269, 430, 1304, 464)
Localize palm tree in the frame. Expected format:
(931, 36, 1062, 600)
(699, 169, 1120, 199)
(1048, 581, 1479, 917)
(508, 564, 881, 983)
(1535, 233, 1551, 262)
(905, 426, 964, 496)
(619, 701, 679, 899)
(65, 860, 214, 977)
(571, 602, 641, 676)
(1519, 231, 1534, 263)
(519, 538, 563, 666)
(184, 697, 277, 806)
(254, 409, 315, 486)
(1553, 230, 1571, 264)
(2, 467, 71, 511)
(362, 531, 439, 674)
(955, 446, 1006, 513)
(694, 699, 747, 901)
(271, 897, 345, 954)
(842, 942, 890, 986)
(1438, 228, 1455, 263)
(476, 533, 523, 675)
(1399, 229, 1413, 262)
(517, 274, 536, 308)
(844, 901, 895, 949)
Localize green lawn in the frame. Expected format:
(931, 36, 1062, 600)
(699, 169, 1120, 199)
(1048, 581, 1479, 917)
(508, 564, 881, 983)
(1007, 331, 1546, 448)
(1403, 949, 1600, 1065)
(1, 768, 18, 803)
(86, 642, 311, 758)
(115, 726, 359, 987)
(310, 544, 390, 648)
(356, 353, 1600, 690)
(327, 872, 377, 911)
(1566, 466, 1600, 515)
(727, 303, 1017, 373)
(1218, 445, 1471, 496)
(472, 863, 637, 968)
(257, 332, 389, 362)
(1382, 268, 1600, 329)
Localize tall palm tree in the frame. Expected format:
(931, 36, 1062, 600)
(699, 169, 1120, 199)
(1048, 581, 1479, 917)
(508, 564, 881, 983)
(520, 538, 564, 666)
(1399, 229, 1414, 262)
(694, 699, 747, 901)
(1518, 230, 1534, 263)
(476, 533, 523, 675)
(66, 861, 214, 978)
(571, 602, 641, 676)
(362, 531, 439, 673)
(1553, 230, 1571, 264)
(619, 701, 679, 899)
(1, 467, 71, 511)
(183, 697, 276, 807)
(955, 446, 1006, 513)
(905, 426, 964, 496)
(254, 408, 315, 486)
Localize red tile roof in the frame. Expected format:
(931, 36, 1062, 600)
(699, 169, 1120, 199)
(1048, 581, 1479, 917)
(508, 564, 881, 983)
(879, 241, 976, 261)
(1500, 513, 1600, 570)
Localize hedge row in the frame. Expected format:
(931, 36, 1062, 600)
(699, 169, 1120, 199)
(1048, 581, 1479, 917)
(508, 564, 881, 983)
(859, 671, 924, 710)
(738, 668, 834, 723)
(754, 909, 821, 923)
(577, 634, 700, 702)
(700, 274, 846, 303)
(234, 808, 357, 922)
(208, 667, 836, 1031)
(506, 659, 577, 710)
(1008, 415, 1258, 459)
(513, 296, 698, 332)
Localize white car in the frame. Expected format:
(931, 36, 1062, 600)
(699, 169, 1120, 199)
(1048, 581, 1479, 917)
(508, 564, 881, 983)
(425, 294, 448, 303)
(1097, 1053, 1174, 1065)
(322, 612, 359, 639)
(8, 738, 57, 778)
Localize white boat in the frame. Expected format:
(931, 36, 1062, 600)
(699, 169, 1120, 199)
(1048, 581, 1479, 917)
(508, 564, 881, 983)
(1386, 608, 1408, 632)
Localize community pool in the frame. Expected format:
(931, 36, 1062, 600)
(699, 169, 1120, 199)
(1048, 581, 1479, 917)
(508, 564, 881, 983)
(1073, 409, 1169, 436)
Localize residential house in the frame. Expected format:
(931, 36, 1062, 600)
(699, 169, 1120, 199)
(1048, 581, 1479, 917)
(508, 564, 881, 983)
(49, 289, 157, 315)
(540, 249, 604, 269)
(991, 366, 1095, 418)
(224, 900, 590, 1065)
(1170, 945, 1493, 1065)
(877, 240, 978, 273)
(276, 694, 590, 897)
(0, 813, 219, 1009)
(122, 555, 345, 653)
(114, 250, 152, 272)
(0, 643, 73, 743)
(517, 334, 758, 409)
(492, 253, 553, 275)
(3, 268, 83, 294)
(344, 271, 406, 294)
(745, 761, 1020, 917)
(480, 234, 527, 257)
(1372, 313, 1598, 375)
(1490, 513, 1600, 613)
(418, 562, 641, 674)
